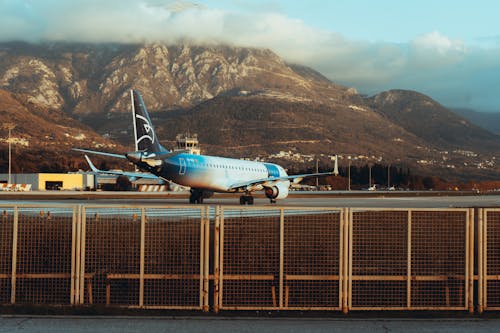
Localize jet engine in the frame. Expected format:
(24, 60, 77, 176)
(264, 182, 289, 200)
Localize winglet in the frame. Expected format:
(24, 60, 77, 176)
(333, 155, 339, 176)
(84, 155, 99, 173)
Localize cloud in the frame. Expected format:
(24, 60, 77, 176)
(412, 31, 465, 55)
(0, 0, 499, 111)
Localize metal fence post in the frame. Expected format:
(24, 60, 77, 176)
(407, 210, 412, 309)
(197, 207, 205, 310)
(219, 207, 225, 311)
(279, 208, 284, 309)
(139, 207, 146, 307)
(214, 206, 220, 313)
(203, 206, 210, 312)
(483, 206, 489, 309)
(71, 205, 79, 305)
(10, 206, 18, 304)
(478, 208, 484, 313)
(79, 206, 87, 304)
(346, 208, 353, 313)
(468, 208, 474, 313)
(342, 208, 349, 314)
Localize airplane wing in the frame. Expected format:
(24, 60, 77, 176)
(228, 171, 335, 191)
(83, 155, 161, 180)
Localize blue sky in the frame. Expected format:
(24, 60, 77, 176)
(247, 0, 500, 46)
(1, 0, 499, 112)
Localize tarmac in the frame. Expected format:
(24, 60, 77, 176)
(0, 190, 499, 208)
(1, 315, 500, 333)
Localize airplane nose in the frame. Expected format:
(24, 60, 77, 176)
(125, 151, 142, 163)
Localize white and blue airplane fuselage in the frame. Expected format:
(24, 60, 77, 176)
(162, 154, 287, 192)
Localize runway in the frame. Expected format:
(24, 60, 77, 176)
(0, 191, 499, 208)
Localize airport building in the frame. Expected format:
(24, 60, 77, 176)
(0, 172, 171, 191)
(175, 133, 201, 155)
(0, 173, 95, 191)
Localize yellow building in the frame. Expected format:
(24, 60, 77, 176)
(0, 173, 94, 190)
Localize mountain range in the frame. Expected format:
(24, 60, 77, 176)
(0, 41, 498, 180)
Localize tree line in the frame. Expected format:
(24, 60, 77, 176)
(298, 162, 499, 191)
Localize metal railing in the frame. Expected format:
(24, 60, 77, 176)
(0, 205, 77, 305)
(0, 204, 488, 313)
(215, 207, 344, 311)
(79, 206, 210, 310)
(348, 208, 472, 311)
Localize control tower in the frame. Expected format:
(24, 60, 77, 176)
(175, 133, 200, 155)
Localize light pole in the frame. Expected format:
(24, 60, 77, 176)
(3, 123, 15, 184)
(315, 158, 319, 189)
(387, 164, 391, 189)
(368, 163, 372, 188)
(347, 156, 351, 191)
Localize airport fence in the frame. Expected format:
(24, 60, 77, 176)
(0, 205, 77, 305)
(215, 207, 345, 311)
(348, 208, 473, 311)
(0, 204, 492, 313)
(79, 206, 210, 310)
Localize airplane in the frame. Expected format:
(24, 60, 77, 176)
(74, 90, 338, 204)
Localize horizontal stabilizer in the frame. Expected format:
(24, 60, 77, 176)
(72, 148, 126, 159)
(83, 154, 160, 180)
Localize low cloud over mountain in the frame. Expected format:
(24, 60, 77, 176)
(0, 1, 499, 112)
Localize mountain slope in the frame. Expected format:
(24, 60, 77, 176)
(148, 95, 425, 158)
(0, 42, 498, 180)
(0, 89, 123, 172)
(368, 90, 499, 152)
(0, 42, 353, 115)
(452, 108, 500, 135)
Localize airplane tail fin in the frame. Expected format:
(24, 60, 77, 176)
(131, 90, 167, 154)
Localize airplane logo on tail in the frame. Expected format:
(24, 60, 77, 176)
(135, 114, 155, 145)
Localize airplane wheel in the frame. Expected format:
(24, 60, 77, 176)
(247, 196, 254, 205)
(270, 199, 277, 204)
(240, 196, 246, 205)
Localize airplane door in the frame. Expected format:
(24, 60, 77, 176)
(179, 158, 186, 175)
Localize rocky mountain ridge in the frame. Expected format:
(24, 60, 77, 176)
(0, 42, 353, 115)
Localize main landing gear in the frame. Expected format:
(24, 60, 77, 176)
(239, 194, 254, 205)
(189, 189, 213, 204)
(189, 190, 203, 204)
